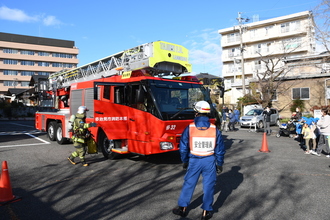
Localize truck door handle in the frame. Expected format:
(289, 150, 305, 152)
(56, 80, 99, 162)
(95, 111, 104, 114)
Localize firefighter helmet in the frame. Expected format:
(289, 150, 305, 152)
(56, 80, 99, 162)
(77, 106, 88, 114)
(194, 101, 211, 113)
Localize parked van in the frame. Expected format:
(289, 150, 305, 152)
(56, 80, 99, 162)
(240, 108, 280, 128)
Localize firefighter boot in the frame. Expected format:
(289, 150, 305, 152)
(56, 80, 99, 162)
(172, 206, 187, 217)
(201, 210, 213, 220)
(81, 161, 89, 167)
(67, 156, 76, 165)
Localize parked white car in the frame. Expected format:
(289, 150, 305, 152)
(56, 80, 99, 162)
(240, 108, 280, 128)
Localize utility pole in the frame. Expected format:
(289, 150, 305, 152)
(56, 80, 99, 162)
(237, 12, 249, 96)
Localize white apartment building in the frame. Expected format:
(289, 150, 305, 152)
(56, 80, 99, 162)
(218, 11, 315, 105)
(0, 32, 79, 95)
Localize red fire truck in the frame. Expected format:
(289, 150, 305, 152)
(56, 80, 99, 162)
(35, 41, 221, 159)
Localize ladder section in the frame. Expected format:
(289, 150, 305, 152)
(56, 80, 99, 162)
(49, 41, 192, 89)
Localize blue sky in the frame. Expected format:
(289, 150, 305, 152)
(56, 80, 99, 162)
(0, 0, 320, 76)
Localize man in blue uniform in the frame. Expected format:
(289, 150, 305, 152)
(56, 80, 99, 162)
(172, 101, 226, 220)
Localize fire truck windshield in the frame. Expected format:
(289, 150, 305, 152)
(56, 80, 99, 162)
(148, 80, 206, 120)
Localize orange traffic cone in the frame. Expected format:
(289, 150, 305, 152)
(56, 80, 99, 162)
(0, 161, 21, 206)
(259, 132, 270, 153)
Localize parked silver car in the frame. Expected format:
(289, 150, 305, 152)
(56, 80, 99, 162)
(240, 108, 280, 128)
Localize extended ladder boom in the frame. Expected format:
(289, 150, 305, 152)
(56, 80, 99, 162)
(49, 41, 191, 89)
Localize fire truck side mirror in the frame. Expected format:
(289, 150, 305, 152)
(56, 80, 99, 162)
(136, 86, 146, 103)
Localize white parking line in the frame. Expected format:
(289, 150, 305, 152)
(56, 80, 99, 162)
(25, 133, 50, 144)
(0, 133, 50, 148)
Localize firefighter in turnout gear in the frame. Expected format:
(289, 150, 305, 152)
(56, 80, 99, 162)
(172, 101, 226, 220)
(67, 106, 97, 166)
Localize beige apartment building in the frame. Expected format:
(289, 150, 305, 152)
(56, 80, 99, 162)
(254, 52, 330, 118)
(218, 11, 316, 106)
(0, 32, 79, 96)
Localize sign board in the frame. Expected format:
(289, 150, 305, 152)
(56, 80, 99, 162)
(314, 109, 322, 119)
(326, 87, 330, 99)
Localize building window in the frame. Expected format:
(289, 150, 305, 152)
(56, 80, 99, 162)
(38, 52, 50, 56)
(254, 60, 262, 70)
(21, 50, 35, 55)
(227, 33, 240, 43)
(228, 48, 240, 57)
(292, 87, 309, 100)
(3, 49, 18, 54)
(63, 63, 73, 68)
(52, 63, 63, 67)
(51, 63, 72, 68)
(3, 70, 18, 75)
(21, 81, 30, 87)
(283, 37, 302, 50)
(281, 23, 290, 33)
(254, 43, 271, 54)
(21, 61, 35, 66)
(227, 64, 235, 73)
(250, 29, 257, 38)
(3, 81, 15, 86)
(255, 44, 262, 53)
(38, 72, 50, 76)
(21, 71, 35, 76)
(281, 21, 301, 33)
(3, 59, 18, 65)
(38, 62, 50, 67)
(52, 53, 73, 58)
(265, 25, 273, 35)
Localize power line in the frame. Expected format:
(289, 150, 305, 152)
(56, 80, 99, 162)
(242, 1, 318, 14)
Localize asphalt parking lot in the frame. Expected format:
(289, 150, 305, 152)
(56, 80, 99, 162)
(1, 121, 330, 220)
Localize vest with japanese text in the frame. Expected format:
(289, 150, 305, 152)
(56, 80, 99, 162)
(189, 123, 216, 156)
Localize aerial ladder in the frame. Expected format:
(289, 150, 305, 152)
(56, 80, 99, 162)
(48, 41, 192, 91)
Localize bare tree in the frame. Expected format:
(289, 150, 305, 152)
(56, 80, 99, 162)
(248, 40, 304, 108)
(314, 0, 330, 52)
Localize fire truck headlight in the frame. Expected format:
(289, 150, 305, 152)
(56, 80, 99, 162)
(160, 142, 173, 150)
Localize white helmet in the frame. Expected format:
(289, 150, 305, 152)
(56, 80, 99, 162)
(77, 106, 88, 114)
(194, 101, 211, 113)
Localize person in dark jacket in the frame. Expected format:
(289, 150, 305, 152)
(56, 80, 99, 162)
(291, 107, 303, 140)
(172, 101, 226, 220)
(222, 106, 229, 131)
(291, 107, 302, 122)
(263, 106, 272, 135)
(227, 109, 236, 131)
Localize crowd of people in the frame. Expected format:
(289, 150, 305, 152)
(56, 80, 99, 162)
(293, 108, 330, 158)
(218, 105, 330, 160)
(221, 106, 240, 132)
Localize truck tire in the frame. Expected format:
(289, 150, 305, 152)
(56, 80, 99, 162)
(56, 123, 68, 145)
(98, 131, 120, 159)
(47, 121, 57, 141)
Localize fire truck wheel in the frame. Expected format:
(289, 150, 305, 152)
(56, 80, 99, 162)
(47, 121, 57, 141)
(98, 131, 120, 159)
(56, 123, 68, 145)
